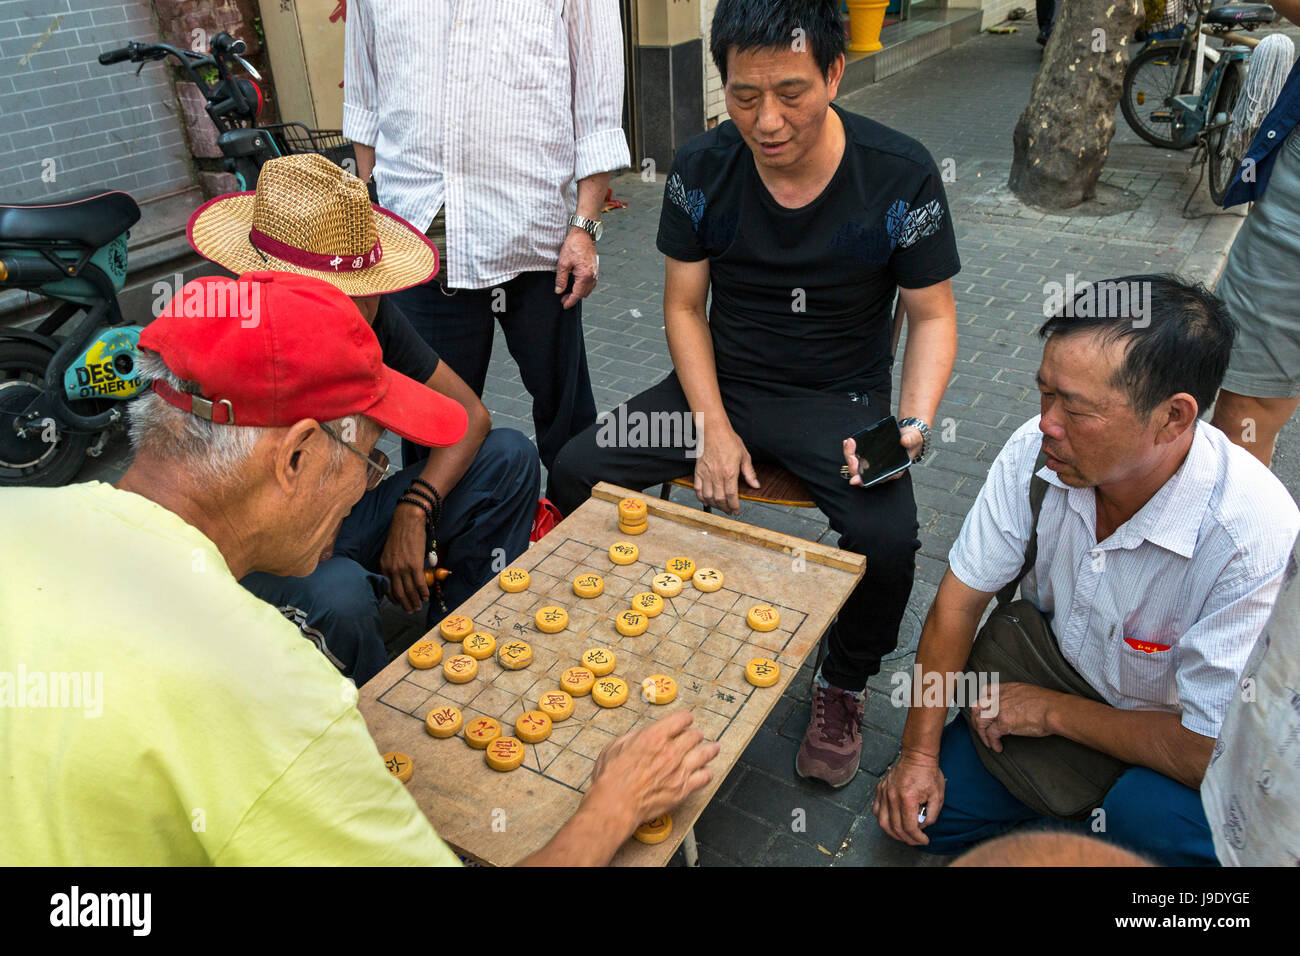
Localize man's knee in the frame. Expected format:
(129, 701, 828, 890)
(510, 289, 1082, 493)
(1098, 767, 1215, 865)
(264, 558, 387, 679)
(481, 428, 541, 495)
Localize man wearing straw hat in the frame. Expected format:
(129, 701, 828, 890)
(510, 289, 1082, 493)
(188, 154, 540, 685)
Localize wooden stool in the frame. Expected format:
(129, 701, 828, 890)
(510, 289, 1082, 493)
(659, 461, 817, 511)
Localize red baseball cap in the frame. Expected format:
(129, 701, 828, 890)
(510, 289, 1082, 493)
(139, 271, 468, 447)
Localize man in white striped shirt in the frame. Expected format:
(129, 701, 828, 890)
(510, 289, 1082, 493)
(870, 275, 1299, 865)
(343, 0, 630, 470)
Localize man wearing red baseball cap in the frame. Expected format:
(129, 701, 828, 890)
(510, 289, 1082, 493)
(0, 272, 718, 865)
(191, 155, 541, 687)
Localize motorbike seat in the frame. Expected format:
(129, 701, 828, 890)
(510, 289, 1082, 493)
(0, 190, 141, 250)
(1204, 4, 1277, 28)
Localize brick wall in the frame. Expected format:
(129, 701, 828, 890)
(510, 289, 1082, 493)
(0, 0, 195, 203)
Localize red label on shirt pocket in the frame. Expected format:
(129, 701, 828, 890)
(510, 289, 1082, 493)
(1124, 637, 1172, 654)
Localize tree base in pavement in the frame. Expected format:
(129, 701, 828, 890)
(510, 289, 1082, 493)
(1009, 0, 1145, 209)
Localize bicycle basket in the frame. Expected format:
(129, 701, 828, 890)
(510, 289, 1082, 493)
(1144, 0, 1188, 34)
(263, 123, 358, 175)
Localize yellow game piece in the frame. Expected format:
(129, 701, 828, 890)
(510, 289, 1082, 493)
(572, 573, 605, 598)
(634, 814, 673, 845)
(640, 674, 678, 705)
(592, 676, 629, 708)
(651, 572, 683, 598)
(692, 568, 724, 592)
(615, 609, 648, 637)
(618, 497, 648, 525)
(498, 640, 533, 670)
(425, 704, 463, 738)
(485, 736, 526, 771)
(561, 666, 595, 697)
(499, 568, 530, 592)
(461, 631, 496, 661)
(747, 604, 780, 632)
(383, 751, 414, 783)
(581, 647, 617, 676)
(745, 657, 781, 687)
(666, 556, 696, 579)
(407, 639, 443, 669)
(515, 710, 553, 743)
(631, 591, 664, 617)
(438, 614, 474, 641)
(535, 605, 569, 633)
(538, 689, 575, 721)
(618, 521, 647, 536)
(443, 653, 479, 683)
(609, 542, 639, 565)
(465, 715, 502, 749)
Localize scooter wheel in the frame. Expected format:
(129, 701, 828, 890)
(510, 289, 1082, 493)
(0, 339, 94, 486)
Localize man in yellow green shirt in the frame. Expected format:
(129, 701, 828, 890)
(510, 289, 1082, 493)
(0, 271, 718, 866)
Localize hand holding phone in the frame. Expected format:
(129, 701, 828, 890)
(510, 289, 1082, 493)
(841, 416, 912, 488)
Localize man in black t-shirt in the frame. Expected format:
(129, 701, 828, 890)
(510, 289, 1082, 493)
(549, 0, 959, 787)
(187, 157, 540, 685)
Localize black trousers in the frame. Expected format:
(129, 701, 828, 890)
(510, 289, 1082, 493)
(547, 372, 920, 691)
(389, 271, 597, 471)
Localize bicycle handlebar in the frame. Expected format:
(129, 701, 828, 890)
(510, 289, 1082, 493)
(96, 45, 134, 65)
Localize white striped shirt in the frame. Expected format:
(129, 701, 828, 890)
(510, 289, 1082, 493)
(949, 416, 1299, 738)
(343, 0, 631, 289)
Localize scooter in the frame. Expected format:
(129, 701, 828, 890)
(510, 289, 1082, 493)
(0, 33, 353, 486)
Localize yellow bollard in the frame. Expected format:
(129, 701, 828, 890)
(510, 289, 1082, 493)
(845, 0, 891, 53)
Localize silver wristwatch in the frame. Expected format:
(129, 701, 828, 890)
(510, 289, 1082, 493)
(568, 214, 603, 241)
(898, 417, 932, 464)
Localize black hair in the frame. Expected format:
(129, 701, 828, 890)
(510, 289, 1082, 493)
(1037, 274, 1236, 420)
(710, 0, 846, 86)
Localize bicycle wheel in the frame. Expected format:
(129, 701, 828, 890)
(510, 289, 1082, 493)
(1207, 61, 1246, 206)
(1122, 41, 1203, 150)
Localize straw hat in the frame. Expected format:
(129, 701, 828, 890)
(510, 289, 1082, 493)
(187, 153, 439, 296)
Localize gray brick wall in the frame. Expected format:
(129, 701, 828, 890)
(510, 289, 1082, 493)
(0, 0, 194, 203)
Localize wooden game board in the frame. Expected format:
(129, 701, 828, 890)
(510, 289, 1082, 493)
(358, 481, 866, 866)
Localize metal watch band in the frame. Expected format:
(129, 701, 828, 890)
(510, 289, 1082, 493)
(568, 214, 602, 241)
(898, 417, 931, 464)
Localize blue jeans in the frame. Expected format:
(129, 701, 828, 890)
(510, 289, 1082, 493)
(242, 428, 540, 685)
(919, 718, 1218, 866)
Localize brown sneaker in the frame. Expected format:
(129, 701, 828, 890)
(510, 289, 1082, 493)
(795, 681, 864, 788)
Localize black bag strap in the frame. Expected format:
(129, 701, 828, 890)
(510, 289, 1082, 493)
(995, 447, 1050, 609)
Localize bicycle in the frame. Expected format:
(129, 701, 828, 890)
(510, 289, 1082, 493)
(0, 34, 355, 486)
(98, 33, 357, 189)
(1121, 2, 1276, 203)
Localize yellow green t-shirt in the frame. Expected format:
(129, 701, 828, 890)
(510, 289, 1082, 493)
(0, 482, 459, 866)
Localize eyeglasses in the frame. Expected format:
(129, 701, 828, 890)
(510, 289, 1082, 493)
(318, 421, 390, 491)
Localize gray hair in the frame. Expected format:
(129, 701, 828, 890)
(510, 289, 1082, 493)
(127, 350, 360, 490)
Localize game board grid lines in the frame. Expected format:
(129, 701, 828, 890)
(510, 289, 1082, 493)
(374, 538, 809, 792)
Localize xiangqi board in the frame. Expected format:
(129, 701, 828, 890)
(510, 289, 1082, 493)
(358, 482, 865, 866)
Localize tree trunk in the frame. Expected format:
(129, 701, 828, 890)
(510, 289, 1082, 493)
(1009, 0, 1146, 208)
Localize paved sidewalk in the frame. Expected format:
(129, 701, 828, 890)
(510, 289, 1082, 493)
(80, 26, 1299, 866)
(468, 27, 1298, 867)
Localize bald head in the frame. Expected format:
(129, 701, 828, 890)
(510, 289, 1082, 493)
(950, 831, 1153, 867)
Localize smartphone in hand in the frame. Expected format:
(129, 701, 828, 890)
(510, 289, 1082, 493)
(846, 416, 912, 488)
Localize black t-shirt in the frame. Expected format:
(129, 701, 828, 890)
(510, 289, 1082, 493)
(656, 103, 960, 393)
(372, 297, 439, 384)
